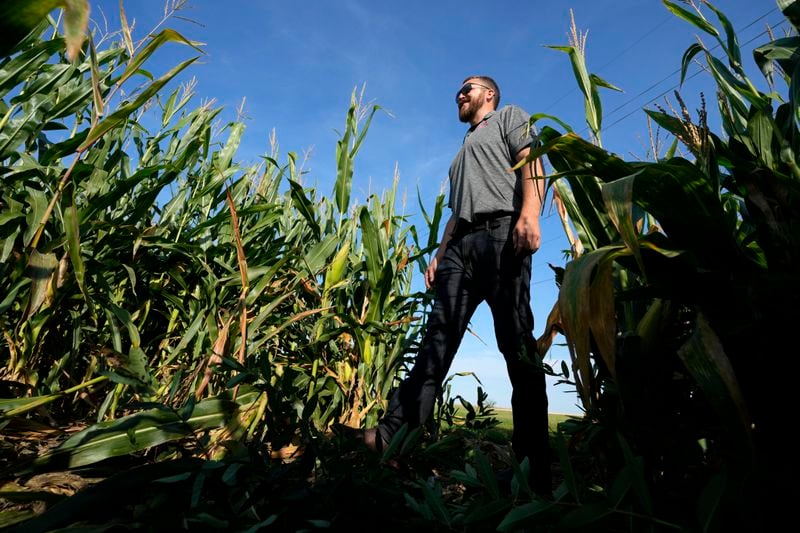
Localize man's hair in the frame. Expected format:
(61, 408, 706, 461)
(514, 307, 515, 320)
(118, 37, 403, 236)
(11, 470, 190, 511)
(463, 75, 500, 109)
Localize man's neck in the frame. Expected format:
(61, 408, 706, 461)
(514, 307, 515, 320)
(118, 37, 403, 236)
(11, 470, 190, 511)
(470, 108, 493, 127)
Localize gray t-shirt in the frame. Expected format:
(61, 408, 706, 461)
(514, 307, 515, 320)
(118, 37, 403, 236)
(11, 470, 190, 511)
(448, 104, 532, 222)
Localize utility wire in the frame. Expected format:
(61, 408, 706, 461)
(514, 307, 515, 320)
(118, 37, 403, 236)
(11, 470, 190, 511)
(543, 15, 674, 113)
(596, 9, 779, 127)
(592, 17, 788, 136)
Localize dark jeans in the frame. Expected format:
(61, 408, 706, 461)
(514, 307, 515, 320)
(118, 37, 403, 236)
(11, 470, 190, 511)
(379, 215, 551, 488)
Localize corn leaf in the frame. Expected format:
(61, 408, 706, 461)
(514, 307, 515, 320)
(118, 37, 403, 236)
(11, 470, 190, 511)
(662, 0, 719, 37)
(0, 0, 62, 59)
(779, 0, 800, 31)
(288, 179, 321, 240)
(601, 170, 645, 277)
(680, 43, 704, 86)
(497, 500, 555, 533)
(62, 0, 90, 61)
(588, 258, 617, 378)
(703, 0, 742, 73)
(115, 28, 204, 88)
(20, 391, 261, 474)
(558, 248, 616, 404)
(0, 37, 64, 96)
(24, 250, 57, 320)
(678, 313, 752, 451)
(63, 200, 85, 295)
(78, 56, 198, 151)
(546, 45, 599, 135)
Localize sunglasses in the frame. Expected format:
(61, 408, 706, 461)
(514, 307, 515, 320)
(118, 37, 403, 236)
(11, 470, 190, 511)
(455, 82, 493, 102)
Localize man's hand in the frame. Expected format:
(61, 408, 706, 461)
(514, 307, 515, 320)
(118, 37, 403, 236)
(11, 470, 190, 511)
(425, 255, 440, 289)
(512, 212, 541, 255)
(425, 216, 456, 289)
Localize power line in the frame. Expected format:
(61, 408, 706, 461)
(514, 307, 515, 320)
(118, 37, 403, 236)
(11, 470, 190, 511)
(543, 15, 674, 113)
(595, 9, 780, 130)
(594, 17, 788, 136)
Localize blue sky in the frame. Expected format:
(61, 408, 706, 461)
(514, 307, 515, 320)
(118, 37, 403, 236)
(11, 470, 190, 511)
(88, 1, 785, 414)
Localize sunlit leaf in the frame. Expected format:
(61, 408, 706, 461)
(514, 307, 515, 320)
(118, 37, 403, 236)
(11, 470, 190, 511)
(78, 56, 198, 151)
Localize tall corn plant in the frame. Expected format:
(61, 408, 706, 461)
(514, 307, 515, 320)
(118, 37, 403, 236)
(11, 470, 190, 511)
(1, 2, 203, 399)
(0, 2, 440, 472)
(274, 91, 442, 432)
(521, 0, 800, 529)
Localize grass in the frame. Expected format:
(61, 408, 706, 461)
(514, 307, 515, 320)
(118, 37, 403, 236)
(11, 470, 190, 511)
(449, 406, 581, 445)
(492, 408, 579, 433)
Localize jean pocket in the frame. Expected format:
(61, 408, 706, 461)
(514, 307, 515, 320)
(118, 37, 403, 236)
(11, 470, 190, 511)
(487, 219, 513, 242)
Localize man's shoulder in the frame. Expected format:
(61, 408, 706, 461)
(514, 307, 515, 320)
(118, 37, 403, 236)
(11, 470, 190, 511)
(496, 104, 529, 118)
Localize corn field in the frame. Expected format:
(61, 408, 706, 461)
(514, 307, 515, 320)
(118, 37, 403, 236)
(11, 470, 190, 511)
(2, 1, 799, 531)
(1, 0, 445, 475)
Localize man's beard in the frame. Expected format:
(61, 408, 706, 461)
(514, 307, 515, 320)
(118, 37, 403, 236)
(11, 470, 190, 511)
(458, 98, 480, 123)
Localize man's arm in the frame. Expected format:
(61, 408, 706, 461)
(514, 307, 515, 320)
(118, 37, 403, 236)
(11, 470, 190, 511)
(425, 215, 456, 289)
(513, 146, 545, 255)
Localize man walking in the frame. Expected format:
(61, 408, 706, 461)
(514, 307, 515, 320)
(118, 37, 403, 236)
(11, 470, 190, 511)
(362, 76, 551, 494)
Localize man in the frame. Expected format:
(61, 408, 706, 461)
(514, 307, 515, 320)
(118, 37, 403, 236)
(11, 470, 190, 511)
(362, 76, 551, 493)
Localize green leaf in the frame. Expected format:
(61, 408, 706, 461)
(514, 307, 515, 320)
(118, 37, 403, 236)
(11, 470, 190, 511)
(359, 206, 383, 288)
(703, 1, 742, 74)
(381, 423, 408, 462)
(753, 37, 800, 85)
(473, 449, 500, 500)
(645, 109, 688, 139)
(10, 62, 75, 105)
(529, 112, 573, 134)
(747, 106, 776, 169)
(546, 44, 599, 135)
(707, 54, 767, 112)
(334, 103, 356, 215)
(115, 28, 204, 89)
(0, 278, 28, 315)
(0, 198, 25, 226)
(680, 43, 704, 85)
(0, 392, 61, 416)
(462, 499, 512, 525)
(302, 234, 338, 274)
(417, 479, 450, 526)
(324, 239, 351, 292)
(616, 434, 653, 513)
(1, 376, 107, 417)
(554, 431, 580, 503)
(24, 249, 57, 320)
(662, 0, 719, 37)
(78, 56, 198, 151)
(0, 37, 64, 97)
(107, 304, 141, 348)
(678, 313, 752, 453)
(698, 470, 727, 532)
(216, 121, 244, 171)
(20, 391, 261, 473)
(449, 468, 483, 489)
(590, 73, 623, 93)
(63, 200, 85, 295)
(0, 99, 46, 160)
(497, 501, 555, 532)
(601, 170, 645, 277)
(288, 179, 321, 240)
(779, 0, 800, 31)
(558, 503, 613, 529)
(0, 0, 62, 59)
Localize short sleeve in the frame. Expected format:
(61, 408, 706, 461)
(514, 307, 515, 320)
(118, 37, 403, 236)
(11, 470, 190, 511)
(502, 105, 532, 157)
